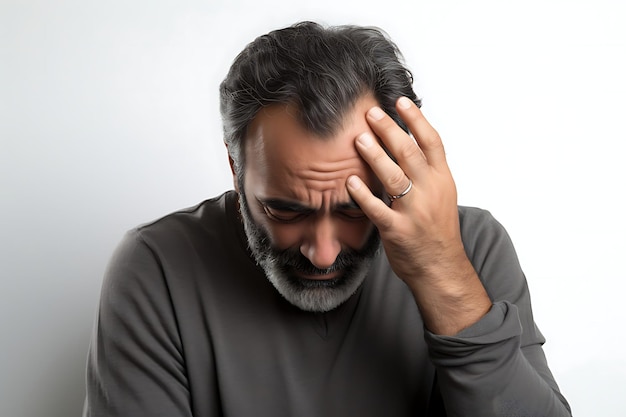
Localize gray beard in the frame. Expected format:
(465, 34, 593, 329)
(237, 188, 381, 312)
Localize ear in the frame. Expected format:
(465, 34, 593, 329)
(225, 143, 239, 192)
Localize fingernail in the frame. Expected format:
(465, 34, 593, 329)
(357, 133, 374, 148)
(347, 175, 361, 190)
(368, 106, 385, 120)
(398, 96, 412, 109)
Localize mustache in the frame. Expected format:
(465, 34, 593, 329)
(273, 246, 360, 276)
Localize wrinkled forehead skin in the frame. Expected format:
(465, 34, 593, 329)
(243, 95, 383, 210)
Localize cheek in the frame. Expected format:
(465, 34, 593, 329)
(262, 223, 305, 250)
(254, 218, 374, 251)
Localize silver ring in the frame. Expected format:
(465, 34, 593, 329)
(388, 178, 413, 202)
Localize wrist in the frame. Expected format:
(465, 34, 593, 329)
(407, 255, 492, 336)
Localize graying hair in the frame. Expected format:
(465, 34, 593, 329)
(219, 21, 421, 179)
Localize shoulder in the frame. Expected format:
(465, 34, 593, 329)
(104, 190, 244, 282)
(126, 191, 241, 252)
(458, 205, 501, 230)
(100, 190, 249, 303)
(457, 206, 511, 250)
(136, 192, 232, 236)
(457, 206, 521, 276)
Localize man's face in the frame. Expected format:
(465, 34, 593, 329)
(237, 96, 383, 312)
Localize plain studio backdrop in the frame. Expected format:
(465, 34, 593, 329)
(1, 0, 624, 416)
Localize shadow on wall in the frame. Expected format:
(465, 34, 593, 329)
(26, 328, 90, 417)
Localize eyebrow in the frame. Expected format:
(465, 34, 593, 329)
(257, 197, 362, 212)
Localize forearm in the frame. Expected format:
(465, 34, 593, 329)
(407, 250, 492, 336)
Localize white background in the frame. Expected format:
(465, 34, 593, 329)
(1, 0, 624, 416)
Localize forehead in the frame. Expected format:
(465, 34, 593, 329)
(243, 96, 380, 203)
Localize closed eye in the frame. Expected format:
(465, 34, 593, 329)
(256, 197, 368, 223)
(262, 206, 311, 223)
(334, 200, 367, 221)
(336, 209, 368, 221)
(257, 198, 314, 223)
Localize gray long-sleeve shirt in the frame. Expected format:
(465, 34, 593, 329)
(84, 191, 571, 416)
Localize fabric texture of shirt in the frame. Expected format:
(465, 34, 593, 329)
(83, 191, 571, 416)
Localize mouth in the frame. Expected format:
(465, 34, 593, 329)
(294, 269, 343, 281)
(284, 262, 347, 283)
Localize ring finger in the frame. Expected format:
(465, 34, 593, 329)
(355, 131, 412, 201)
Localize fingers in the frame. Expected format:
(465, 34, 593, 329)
(395, 97, 447, 168)
(349, 96, 453, 224)
(346, 175, 395, 230)
(365, 97, 447, 176)
(355, 132, 412, 198)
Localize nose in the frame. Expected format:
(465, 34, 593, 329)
(300, 215, 341, 269)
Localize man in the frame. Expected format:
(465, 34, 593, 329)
(84, 21, 572, 416)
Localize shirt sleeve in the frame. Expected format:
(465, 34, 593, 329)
(83, 230, 193, 417)
(424, 208, 572, 416)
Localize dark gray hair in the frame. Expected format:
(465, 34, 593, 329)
(219, 21, 421, 178)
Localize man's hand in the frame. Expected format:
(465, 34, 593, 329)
(346, 96, 492, 335)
